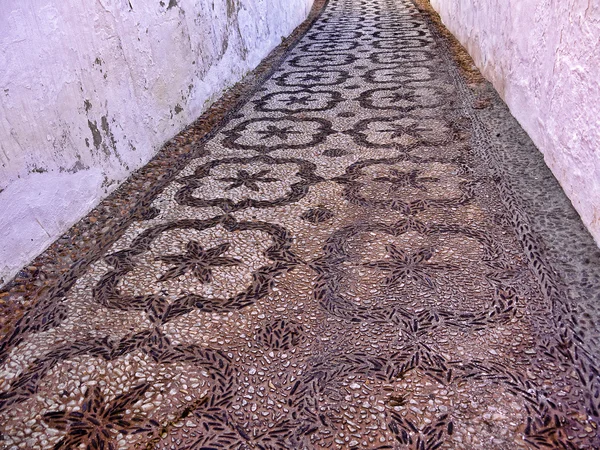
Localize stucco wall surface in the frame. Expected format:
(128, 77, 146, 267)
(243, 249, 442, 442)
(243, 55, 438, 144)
(0, 0, 313, 285)
(430, 0, 600, 243)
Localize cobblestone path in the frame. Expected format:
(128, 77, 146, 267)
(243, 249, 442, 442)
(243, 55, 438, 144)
(2, 0, 600, 448)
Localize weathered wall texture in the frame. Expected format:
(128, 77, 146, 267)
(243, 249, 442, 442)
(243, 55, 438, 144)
(0, 0, 313, 284)
(430, 0, 600, 243)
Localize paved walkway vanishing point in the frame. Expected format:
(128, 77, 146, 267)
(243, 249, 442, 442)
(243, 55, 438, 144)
(2, 0, 600, 448)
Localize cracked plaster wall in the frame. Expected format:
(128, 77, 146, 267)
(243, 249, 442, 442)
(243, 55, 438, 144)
(430, 0, 600, 244)
(0, 0, 313, 284)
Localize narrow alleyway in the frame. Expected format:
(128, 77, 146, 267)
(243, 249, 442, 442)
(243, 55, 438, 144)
(1, 0, 600, 448)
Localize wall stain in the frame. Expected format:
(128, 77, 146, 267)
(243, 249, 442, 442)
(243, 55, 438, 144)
(174, 104, 183, 114)
(101, 116, 117, 154)
(59, 160, 89, 174)
(52, 127, 72, 155)
(226, 0, 238, 18)
(225, 0, 247, 60)
(88, 120, 103, 149)
(221, 36, 229, 57)
(101, 175, 118, 190)
(167, 0, 177, 9)
(84, 100, 92, 112)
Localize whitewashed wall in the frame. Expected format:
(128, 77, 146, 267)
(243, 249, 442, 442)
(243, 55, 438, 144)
(430, 0, 600, 243)
(0, 0, 313, 284)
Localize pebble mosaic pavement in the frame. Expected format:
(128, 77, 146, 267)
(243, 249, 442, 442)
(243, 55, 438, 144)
(2, 0, 600, 448)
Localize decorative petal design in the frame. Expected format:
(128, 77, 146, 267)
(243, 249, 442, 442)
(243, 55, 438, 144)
(175, 155, 324, 212)
(222, 117, 335, 153)
(333, 156, 474, 214)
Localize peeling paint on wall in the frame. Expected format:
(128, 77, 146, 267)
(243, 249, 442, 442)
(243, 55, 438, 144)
(0, 0, 314, 285)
